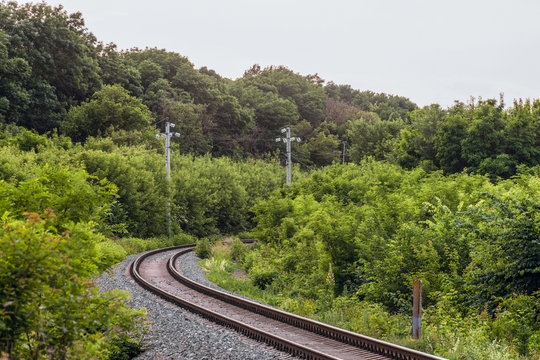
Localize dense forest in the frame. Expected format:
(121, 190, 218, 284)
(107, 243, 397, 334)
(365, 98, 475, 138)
(0, 2, 539, 359)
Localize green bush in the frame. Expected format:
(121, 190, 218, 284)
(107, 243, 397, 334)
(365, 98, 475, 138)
(252, 271, 278, 290)
(107, 334, 144, 360)
(194, 238, 212, 259)
(231, 237, 247, 261)
(0, 213, 146, 358)
(95, 240, 128, 269)
(489, 293, 540, 356)
(172, 232, 197, 246)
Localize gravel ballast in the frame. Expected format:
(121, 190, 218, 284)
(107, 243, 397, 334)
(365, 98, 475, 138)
(95, 251, 290, 360)
(174, 252, 271, 306)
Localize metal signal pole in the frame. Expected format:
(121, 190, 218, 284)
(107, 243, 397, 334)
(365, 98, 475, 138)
(276, 127, 301, 186)
(157, 121, 180, 238)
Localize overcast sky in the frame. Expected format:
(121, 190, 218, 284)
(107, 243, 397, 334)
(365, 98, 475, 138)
(42, 0, 540, 108)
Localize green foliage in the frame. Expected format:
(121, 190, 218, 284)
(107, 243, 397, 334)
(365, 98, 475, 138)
(0, 32, 30, 125)
(2, 1, 540, 180)
(504, 100, 540, 167)
(203, 260, 281, 307)
(0, 160, 116, 228)
(77, 147, 169, 237)
(348, 116, 403, 162)
(114, 233, 195, 255)
(163, 102, 211, 155)
(1, 2, 101, 132)
(465, 195, 540, 306)
(252, 271, 278, 290)
(62, 84, 154, 142)
(97, 43, 143, 98)
(172, 155, 284, 236)
(426, 99, 540, 178)
(0, 213, 146, 359)
(0, 128, 285, 239)
(240, 65, 326, 127)
(302, 130, 340, 166)
(108, 335, 145, 360)
(434, 112, 468, 173)
(0, 140, 156, 358)
(461, 99, 506, 170)
(195, 238, 212, 259)
(230, 237, 248, 261)
(490, 293, 540, 356)
(2, 6, 540, 357)
(242, 160, 540, 357)
(0, 124, 73, 155)
(94, 240, 128, 269)
(394, 105, 444, 169)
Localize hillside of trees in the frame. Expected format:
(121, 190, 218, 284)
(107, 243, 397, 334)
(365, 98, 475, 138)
(1, 2, 539, 359)
(2, 2, 538, 177)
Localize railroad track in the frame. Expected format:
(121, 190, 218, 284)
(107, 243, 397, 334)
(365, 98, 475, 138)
(130, 244, 446, 360)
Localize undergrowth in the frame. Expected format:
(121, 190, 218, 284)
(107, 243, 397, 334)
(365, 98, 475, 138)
(200, 238, 536, 360)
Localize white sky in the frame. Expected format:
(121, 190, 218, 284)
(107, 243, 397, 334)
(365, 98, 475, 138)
(41, 0, 540, 108)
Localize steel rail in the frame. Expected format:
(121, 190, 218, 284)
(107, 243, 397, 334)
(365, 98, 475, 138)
(168, 247, 445, 360)
(130, 245, 341, 360)
(131, 244, 446, 360)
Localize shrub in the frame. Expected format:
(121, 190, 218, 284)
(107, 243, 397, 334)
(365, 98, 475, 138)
(231, 237, 247, 261)
(252, 271, 278, 290)
(0, 213, 146, 358)
(95, 240, 128, 270)
(195, 238, 212, 259)
(107, 334, 144, 360)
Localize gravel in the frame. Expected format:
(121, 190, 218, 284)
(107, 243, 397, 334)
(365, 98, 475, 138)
(174, 252, 271, 306)
(95, 252, 291, 360)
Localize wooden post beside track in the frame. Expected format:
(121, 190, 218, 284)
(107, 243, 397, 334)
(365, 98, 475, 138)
(412, 280, 422, 339)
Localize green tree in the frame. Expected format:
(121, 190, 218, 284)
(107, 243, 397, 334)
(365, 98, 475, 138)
(172, 156, 250, 236)
(1, 2, 102, 131)
(62, 84, 153, 142)
(394, 104, 445, 169)
(461, 99, 506, 172)
(205, 92, 254, 157)
(137, 59, 164, 89)
(348, 116, 403, 162)
(434, 111, 469, 174)
(97, 43, 143, 97)
(504, 99, 540, 167)
(162, 102, 211, 155)
(142, 78, 190, 115)
(77, 148, 168, 237)
(124, 48, 211, 105)
(465, 195, 540, 306)
(0, 32, 30, 125)
(241, 66, 327, 128)
(303, 131, 340, 167)
(230, 83, 299, 154)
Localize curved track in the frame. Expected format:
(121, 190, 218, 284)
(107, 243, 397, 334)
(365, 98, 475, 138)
(130, 244, 446, 360)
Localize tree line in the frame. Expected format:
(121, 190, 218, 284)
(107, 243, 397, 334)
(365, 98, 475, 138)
(0, 3, 408, 163)
(2, 2, 538, 179)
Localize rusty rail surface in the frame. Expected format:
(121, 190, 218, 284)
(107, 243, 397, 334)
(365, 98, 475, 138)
(131, 244, 446, 360)
(130, 244, 340, 360)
